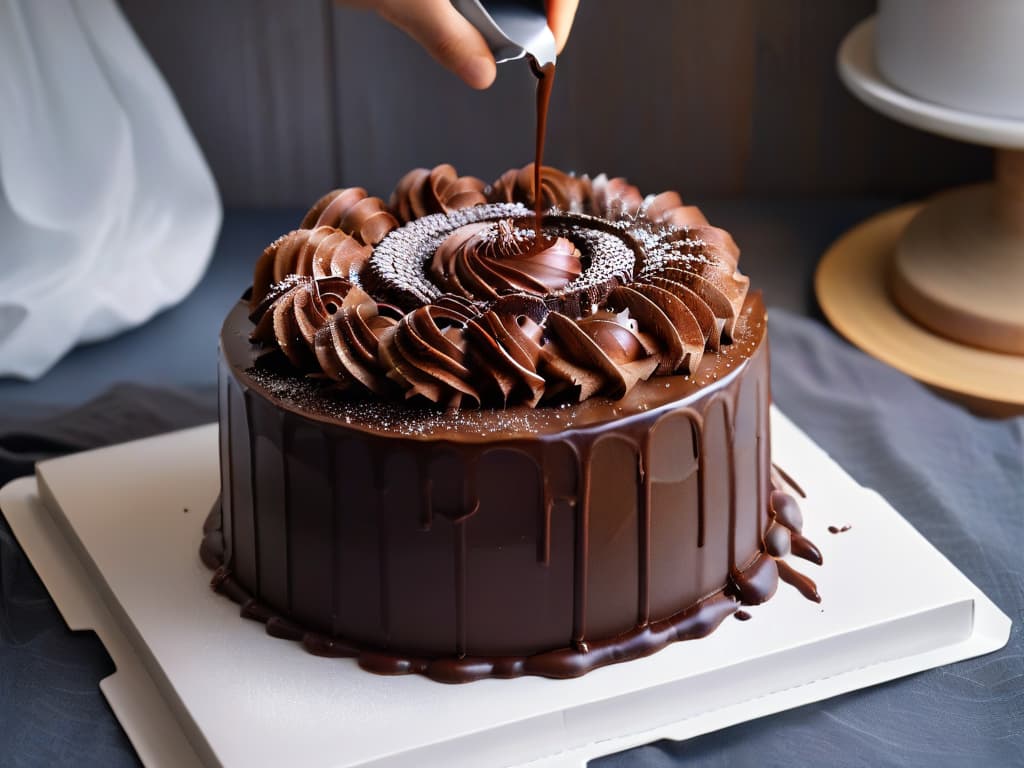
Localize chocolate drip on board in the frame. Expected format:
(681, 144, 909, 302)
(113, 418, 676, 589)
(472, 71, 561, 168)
(791, 532, 823, 565)
(728, 552, 779, 605)
(777, 560, 822, 603)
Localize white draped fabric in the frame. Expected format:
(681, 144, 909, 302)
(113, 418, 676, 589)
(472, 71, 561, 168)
(0, 0, 221, 378)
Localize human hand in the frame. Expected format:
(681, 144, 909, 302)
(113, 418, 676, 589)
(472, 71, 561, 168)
(340, 0, 579, 89)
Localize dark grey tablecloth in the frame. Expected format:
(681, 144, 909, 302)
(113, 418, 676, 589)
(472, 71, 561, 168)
(1, 309, 1021, 768)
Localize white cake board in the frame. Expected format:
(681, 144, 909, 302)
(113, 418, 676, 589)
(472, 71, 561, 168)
(0, 409, 1010, 768)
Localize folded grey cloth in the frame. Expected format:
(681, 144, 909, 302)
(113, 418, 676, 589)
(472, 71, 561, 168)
(0, 383, 216, 487)
(0, 383, 215, 766)
(0, 311, 1020, 768)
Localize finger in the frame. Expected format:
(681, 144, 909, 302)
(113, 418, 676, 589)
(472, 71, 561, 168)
(379, 0, 497, 89)
(545, 0, 579, 53)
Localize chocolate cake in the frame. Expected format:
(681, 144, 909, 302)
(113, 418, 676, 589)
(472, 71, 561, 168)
(202, 163, 821, 683)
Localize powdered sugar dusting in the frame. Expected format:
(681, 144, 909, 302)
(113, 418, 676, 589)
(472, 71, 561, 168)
(370, 202, 530, 307)
(245, 366, 576, 438)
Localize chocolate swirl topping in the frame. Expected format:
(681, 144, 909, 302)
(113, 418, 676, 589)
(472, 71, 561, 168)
(249, 164, 750, 408)
(430, 220, 583, 301)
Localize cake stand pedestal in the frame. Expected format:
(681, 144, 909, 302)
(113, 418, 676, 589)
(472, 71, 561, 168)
(819, 17, 1024, 415)
(0, 414, 1009, 768)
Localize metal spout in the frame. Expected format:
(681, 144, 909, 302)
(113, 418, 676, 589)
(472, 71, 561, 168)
(450, 0, 557, 67)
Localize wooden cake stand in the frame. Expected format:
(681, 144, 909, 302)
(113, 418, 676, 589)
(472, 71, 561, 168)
(818, 18, 1024, 416)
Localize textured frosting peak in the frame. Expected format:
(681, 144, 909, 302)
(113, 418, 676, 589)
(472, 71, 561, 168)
(301, 188, 398, 246)
(248, 163, 751, 409)
(488, 163, 590, 213)
(391, 164, 487, 223)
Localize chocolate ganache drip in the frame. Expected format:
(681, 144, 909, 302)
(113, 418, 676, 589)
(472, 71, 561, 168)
(248, 163, 750, 408)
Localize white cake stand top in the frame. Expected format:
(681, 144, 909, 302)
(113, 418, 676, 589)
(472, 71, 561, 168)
(838, 17, 1024, 150)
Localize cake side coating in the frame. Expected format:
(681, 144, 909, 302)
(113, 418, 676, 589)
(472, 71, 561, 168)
(204, 294, 820, 683)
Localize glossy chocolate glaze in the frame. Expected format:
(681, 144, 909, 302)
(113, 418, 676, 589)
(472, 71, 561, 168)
(777, 560, 822, 604)
(202, 293, 822, 682)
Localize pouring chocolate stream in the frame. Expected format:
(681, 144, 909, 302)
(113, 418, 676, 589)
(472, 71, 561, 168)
(531, 60, 556, 248)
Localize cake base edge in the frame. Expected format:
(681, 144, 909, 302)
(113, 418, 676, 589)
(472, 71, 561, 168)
(198, 504, 817, 684)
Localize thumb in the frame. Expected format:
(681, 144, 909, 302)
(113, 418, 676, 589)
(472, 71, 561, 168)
(379, 0, 497, 89)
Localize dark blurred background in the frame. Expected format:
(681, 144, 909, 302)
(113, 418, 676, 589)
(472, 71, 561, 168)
(119, 0, 990, 207)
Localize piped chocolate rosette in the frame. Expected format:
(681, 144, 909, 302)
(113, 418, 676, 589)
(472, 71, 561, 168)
(248, 163, 749, 409)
